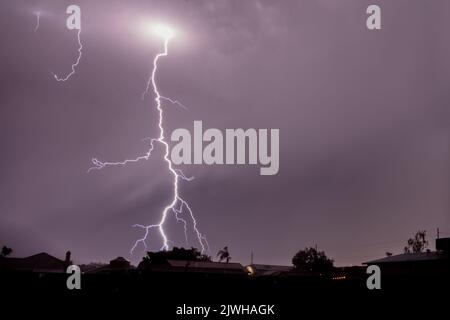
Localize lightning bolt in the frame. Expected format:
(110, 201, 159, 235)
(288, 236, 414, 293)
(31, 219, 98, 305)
(89, 32, 208, 256)
(34, 12, 40, 32)
(52, 28, 83, 81)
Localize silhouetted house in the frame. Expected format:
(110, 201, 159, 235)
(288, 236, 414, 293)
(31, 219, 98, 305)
(138, 259, 246, 275)
(0, 252, 70, 273)
(436, 237, 450, 252)
(167, 260, 246, 275)
(79, 262, 107, 273)
(363, 238, 450, 277)
(110, 257, 131, 269)
(246, 264, 293, 276)
(364, 251, 449, 276)
(87, 256, 133, 274)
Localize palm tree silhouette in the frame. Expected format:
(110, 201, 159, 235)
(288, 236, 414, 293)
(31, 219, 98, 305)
(217, 246, 231, 263)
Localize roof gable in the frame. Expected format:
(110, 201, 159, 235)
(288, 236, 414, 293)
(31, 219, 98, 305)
(364, 252, 446, 264)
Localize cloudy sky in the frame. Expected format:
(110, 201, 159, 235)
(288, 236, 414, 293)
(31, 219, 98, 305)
(1, 0, 449, 266)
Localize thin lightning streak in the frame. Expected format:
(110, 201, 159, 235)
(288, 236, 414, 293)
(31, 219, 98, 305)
(142, 83, 187, 111)
(173, 202, 188, 245)
(179, 198, 206, 253)
(142, 76, 153, 101)
(141, 70, 187, 111)
(52, 29, 82, 81)
(89, 32, 207, 256)
(174, 169, 194, 181)
(160, 96, 188, 110)
(87, 139, 157, 173)
(34, 12, 40, 32)
(202, 236, 210, 254)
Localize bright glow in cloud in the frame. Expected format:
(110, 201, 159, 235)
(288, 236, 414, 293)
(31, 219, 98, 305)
(152, 24, 175, 40)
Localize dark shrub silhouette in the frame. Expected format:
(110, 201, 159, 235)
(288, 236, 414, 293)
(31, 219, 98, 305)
(1, 246, 12, 257)
(404, 230, 428, 253)
(292, 247, 334, 274)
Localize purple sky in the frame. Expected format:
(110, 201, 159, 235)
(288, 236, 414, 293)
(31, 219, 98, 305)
(1, 0, 449, 266)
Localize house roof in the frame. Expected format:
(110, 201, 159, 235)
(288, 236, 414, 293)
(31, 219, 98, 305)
(246, 264, 293, 276)
(0, 252, 65, 272)
(166, 260, 246, 273)
(84, 257, 134, 273)
(364, 251, 448, 265)
(168, 260, 243, 269)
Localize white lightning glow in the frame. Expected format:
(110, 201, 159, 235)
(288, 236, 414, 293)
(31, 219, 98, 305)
(89, 25, 208, 255)
(152, 24, 175, 40)
(52, 28, 83, 81)
(34, 12, 40, 32)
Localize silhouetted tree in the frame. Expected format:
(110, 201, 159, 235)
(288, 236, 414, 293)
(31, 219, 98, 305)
(292, 247, 334, 274)
(217, 246, 231, 263)
(139, 247, 210, 268)
(404, 230, 428, 253)
(1, 246, 12, 257)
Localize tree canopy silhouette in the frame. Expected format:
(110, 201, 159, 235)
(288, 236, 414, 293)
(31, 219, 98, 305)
(404, 230, 428, 253)
(139, 247, 210, 267)
(292, 247, 334, 274)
